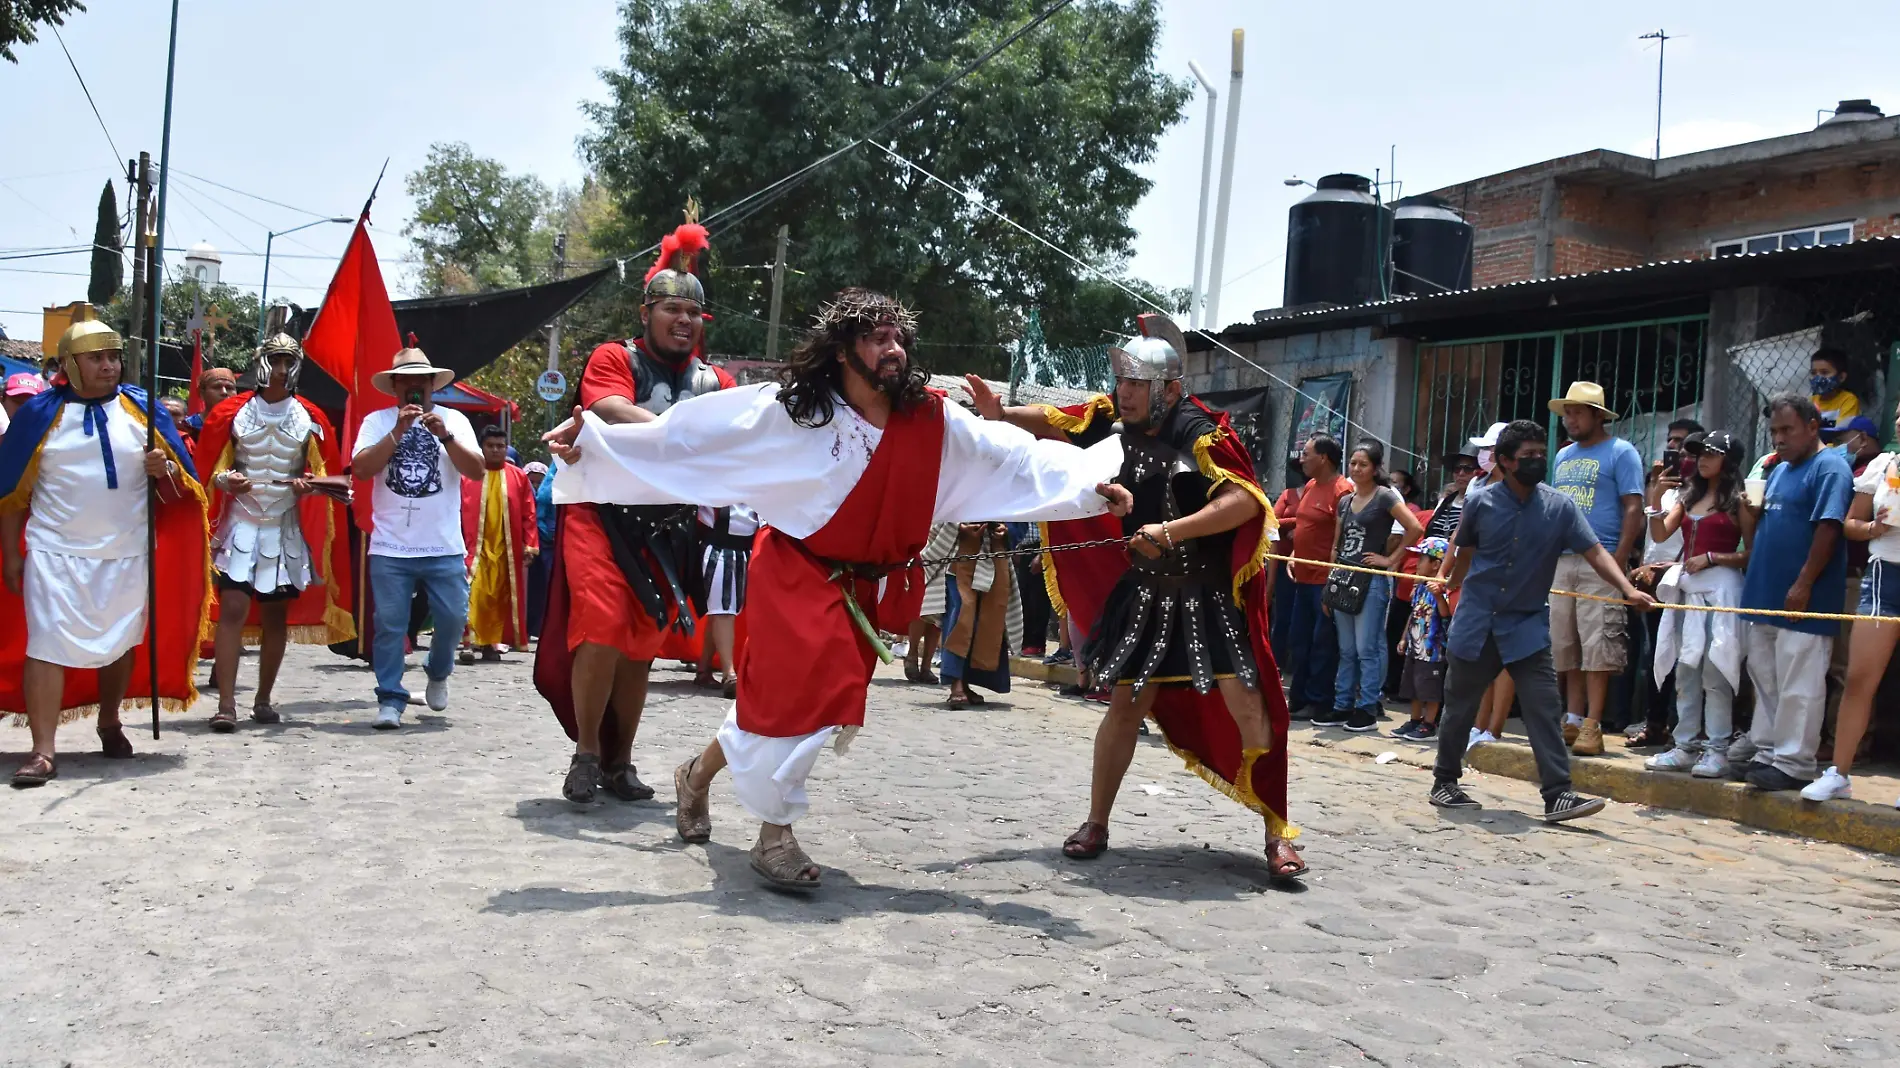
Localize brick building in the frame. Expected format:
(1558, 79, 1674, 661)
(1429, 100, 1900, 287)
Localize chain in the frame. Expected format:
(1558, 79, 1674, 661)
(917, 535, 1129, 568)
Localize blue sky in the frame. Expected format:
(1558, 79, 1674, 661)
(4, 0, 1898, 343)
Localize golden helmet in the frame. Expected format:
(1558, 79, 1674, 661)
(57, 318, 123, 360)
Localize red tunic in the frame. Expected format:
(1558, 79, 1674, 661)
(736, 397, 945, 737)
(459, 462, 539, 647)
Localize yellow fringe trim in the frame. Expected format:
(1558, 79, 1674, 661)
(1036, 520, 1068, 619)
(305, 436, 355, 645)
(464, 470, 524, 647)
(1157, 733, 1299, 840)
(8, 694, 199, 728)
(121, 396, 215, 709)
(1191, 426, 1276, 606)
(1035, 393, 1115, 435)
(0, 405, 60, 515)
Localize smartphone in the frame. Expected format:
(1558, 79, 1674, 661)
(1662, 448, 1682, 471)
(405, 389, 425, 406)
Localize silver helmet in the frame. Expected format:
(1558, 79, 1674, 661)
(251, 333, 305, 394)
(1108, 312, 1186, 382)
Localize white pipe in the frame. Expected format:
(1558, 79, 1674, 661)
(1204, 29, 1244, 333)
(1187, 60, 1218, 331)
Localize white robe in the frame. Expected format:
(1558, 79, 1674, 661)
(555, 385, 1124, 824)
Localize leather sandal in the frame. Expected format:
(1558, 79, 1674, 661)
(601, 762, 655, 802)
(10, 753, 57, 788)
(674, 757, 712, 843)
(751, 828, 820, 891)
(250, 704, 281, 725)
(1062, 821, 1109, 860)
(97, 724, 134, 759)
(563, 754, 601, 805)
(210, 709, 239, 733)
(1268, 837, 1308, 883)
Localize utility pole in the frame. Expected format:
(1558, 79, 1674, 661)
(1640, 29, 1671, 160)
(764, 224, 789, 362)
(545, 231, 567, 433)
(1204, 28, 1245, 333)
(126, 154, 150, 382)
(1187, 61, 1218, 331)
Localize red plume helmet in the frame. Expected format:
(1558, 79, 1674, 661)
(643, 200, 710, 305)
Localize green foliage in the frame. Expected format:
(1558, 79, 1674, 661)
(88, 180, 121, 307)
(1, 0, 85, 63)
(100, 279, 261, 371)
(404, 142, 554, 295)
(580, 0, 1189, 373)
(464, 340, 588, 463)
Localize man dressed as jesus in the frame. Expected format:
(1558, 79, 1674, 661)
(548, 288, 1130, 891)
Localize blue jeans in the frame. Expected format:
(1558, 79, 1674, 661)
(1333, 576, 1393, 711)
(1269, 562, 1299, 666)
(368, 554, 468, 708)
(1285, 582, 1338, 708)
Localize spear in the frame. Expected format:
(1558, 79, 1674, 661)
(143, 0, 181, 740)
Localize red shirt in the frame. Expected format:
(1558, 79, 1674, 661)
(1290, 475, 1353, 584)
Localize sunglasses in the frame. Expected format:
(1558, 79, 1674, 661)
(1451, 464, 1479, 474)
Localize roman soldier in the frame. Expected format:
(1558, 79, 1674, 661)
(195, 333, 354, 731)
(968, 313, 1305, 883)
(534, 208, 736, 807)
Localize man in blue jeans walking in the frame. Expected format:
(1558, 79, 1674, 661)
(349, 345, 486, 729)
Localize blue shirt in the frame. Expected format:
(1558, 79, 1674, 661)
(1447, 480, 1601, 663)
(534, 458, 558, 543)
(1742, 447, 1853, 636)
(1552, 435, 1645, 551)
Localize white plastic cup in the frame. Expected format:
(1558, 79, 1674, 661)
(1745, 478, 1767, 507)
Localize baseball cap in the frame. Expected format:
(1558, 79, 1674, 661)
(1468, 421, 1509, 449)
(524, 461, 548, 476)
(4, 373, 47, 398)
(1822, 415, 1879, 439)
(1408, 536, 1450, 560)
(1687, 430, 1741, 456)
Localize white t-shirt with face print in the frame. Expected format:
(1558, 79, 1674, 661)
(353, 405, 478, 558)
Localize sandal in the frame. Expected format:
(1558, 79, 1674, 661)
(10, 753, 56, 788)
(674, 757, 712, 843)
(750, 828, 821, 892)
(563, 753, 601, 805)
(916, 668, 938, 685)
(722, 677, 737, 700)
(251, 704, 281, 725)
(1062, 821, 1109, 860)
(947, 693, 971, 710)
(601, 762, 656, 802)
(903, 661, 921, 684)
(209, 708, 239, 734)
(693, 671, 720, 690)
(98, 724, 134, 759)
(1268, 837, 1308, 883)
(1624, 725, 1669, 749)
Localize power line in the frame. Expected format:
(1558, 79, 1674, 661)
(49, 25, 122, 169)
(161, 167, 334, 220)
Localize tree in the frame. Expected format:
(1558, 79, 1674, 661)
(582, 0, 1188, 373)
(1, 0, 85, 63)
(100, 279, 261, 374)
(404, 142, 553, 296)
(87, 180, 121, 306)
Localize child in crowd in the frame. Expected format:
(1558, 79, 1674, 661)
(1393, 536, 1452, 742)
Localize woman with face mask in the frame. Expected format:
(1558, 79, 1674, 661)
(1643, 432, 1749, 779)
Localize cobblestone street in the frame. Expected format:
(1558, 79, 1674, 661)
(4, 642, 1899, 1068)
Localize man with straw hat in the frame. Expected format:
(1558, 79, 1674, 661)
(349, 338, 484, 730)
(1546, 381, 1646, 757)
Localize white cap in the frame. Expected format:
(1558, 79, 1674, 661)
(1469, 421, 1509, 449)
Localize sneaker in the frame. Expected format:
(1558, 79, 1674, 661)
(1043, 650, 1074, 666)
(1288, 703, 1322, 722)
(1430, 781, 1481, 809)
(1410, 721, 1438, 743)
(1543, 791, 1606, 823)
(1469, 730, 1497, 748)
(1020, 646, 1046, 659)
(1745, 764, 1812, 792)
(1645, 747, 1697, 772)
(1728, 758, 1759, 783)
(1691, 749, 1728, 779)
(1570, 720, 1604, 756)
(1344, 707, 1378, 732)
(1726, 734, 1758, 765)
(1391, 720, 1422, 740)
(1799, 766, 1852, 801)
(373, 704, 402, 730)
(426, 677, 450, 712)
(1311, 707, 1351, 727)
(1562, 717, 1581, 746)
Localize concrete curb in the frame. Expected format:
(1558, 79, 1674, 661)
(1007, 656, 1078, 688)
(1297, 727, 1900, 856)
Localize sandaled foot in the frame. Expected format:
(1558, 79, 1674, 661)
(947, 692, 971, 710)
(903, 661, 921, 683)
(209, 708, 239, 734)
(98, 724, 134, 759)
(601, 762, 656, 802)
(1062, 821, 1109, 860)
(250, 703, 280, 725)
(674, 757, 712, 843)
(750, 828, 821, 892)
(1268, 837, 1307, 883)
(457, 647, 475, 666)
(10, 753, 56, 788)
(480, 648, 502, 663)
(563, 754, 601, 805)
(722, 677, 737, 700)
(693, 671, 720, 690)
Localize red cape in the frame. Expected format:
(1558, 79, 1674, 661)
(1, 399, 211, 720)
(196, 392, 356, 647)
(1040, 395, 1297, 840)
(460, 463, 539, 647)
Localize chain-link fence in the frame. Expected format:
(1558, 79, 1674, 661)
(1008, 309, 1112, 400)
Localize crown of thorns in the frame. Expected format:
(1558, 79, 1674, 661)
(812, 292, 919, 335)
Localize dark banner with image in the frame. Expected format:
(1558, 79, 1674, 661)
(1199, 386, 1271, 471)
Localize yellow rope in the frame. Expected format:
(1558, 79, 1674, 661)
(1260, 551, 1897, 624)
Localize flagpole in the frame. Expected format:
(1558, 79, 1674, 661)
(144, 0, 182, 740)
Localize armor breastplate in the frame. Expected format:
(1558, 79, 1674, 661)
(229, 397, 313, 521)
(634, 347, 724, 415)
(1120, 430, 1218, 579)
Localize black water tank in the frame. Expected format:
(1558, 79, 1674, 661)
(1392, 195, 1473, 297)
(1284, 174, 1387, 308)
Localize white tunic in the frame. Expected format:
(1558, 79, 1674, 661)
(24, 398, 153, 668)
(555, 384, 1125, 825)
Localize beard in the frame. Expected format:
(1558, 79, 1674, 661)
(845, 347, 908, 404)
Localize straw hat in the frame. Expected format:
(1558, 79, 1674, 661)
(371, 335, 454, 395)
(1547, 381, 1618, 420)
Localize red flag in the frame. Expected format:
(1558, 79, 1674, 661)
(302, 213, 401, 460)
(185, 328, 206, 414)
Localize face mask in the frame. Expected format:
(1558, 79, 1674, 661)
(1512, 457, 1548, 486)
(1829, 442, 1853, 461)
(1811, 374, 1843, 395)
(1477, 447, 1494, 473)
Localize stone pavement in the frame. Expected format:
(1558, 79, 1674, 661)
(4, 641, 1899, 1068)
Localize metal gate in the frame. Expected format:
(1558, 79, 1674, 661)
(1408, 315, 1708, 494)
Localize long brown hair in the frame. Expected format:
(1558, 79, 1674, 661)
(777, 287, 930, 428)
